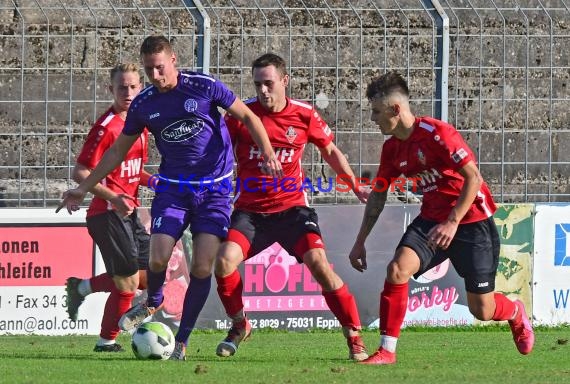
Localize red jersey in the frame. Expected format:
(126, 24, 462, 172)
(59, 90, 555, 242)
(76, 107, 149, 217)
(376, 116, 496, 223)
(226, 97, 333, 213)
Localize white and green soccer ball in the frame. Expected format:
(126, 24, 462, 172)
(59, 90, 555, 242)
(131, 321, 175, 360)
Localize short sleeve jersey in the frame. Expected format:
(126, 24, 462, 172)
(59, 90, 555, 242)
(76, 107, 149, 217)
(376, 116, 496, 223)
(226, 97, 334, 213)
(122, 71, 236, 181)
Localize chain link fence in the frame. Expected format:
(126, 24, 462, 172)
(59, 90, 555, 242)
(0, 0, 568, 207)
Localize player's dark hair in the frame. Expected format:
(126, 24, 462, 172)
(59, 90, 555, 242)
(140, 35, 173, 56)
(251, 53, 287, 77)
(366, 71, 409, 101)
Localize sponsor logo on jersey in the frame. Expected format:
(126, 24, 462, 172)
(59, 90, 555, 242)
(477, 281, 489, 288)
(149, 112, 160, 119)
(184, 99, 198, 113)
(399, 161, 407, 167)
(452, 148, 468, 163)
(161, 119, 204, 142)
(417, 149, 426, 165)
(285, 126, 297, 144)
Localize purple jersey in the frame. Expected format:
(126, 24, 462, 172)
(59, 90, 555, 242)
(123, 71, 236, 181)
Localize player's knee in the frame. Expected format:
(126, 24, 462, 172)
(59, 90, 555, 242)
(386, 260, 413, 283)
(149, 259, 168, 273)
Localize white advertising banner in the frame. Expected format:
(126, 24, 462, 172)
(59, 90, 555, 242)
(0, 209, 107, 335)
(533, 204, 570, 325)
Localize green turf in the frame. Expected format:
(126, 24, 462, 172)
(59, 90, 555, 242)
(1, 326, 569, 384)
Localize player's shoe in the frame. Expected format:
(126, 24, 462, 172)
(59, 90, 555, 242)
(347, 335, 369, 361)
(168, 341, 186, 361)
(65, 277, 85, 321)
(359, 348, 396, 365)
(508, 300, 535, 355)
(118, 302, 162, 331)
(93, 343, 124, 352)
(216, 317, 252, 357)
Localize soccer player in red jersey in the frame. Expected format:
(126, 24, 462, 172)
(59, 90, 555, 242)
(214, 53, 370, 361)
(349, 71, 534, 365)
(63, 63, 152, 352)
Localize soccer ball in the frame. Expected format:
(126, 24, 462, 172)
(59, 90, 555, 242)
(131, 321, 175, 360)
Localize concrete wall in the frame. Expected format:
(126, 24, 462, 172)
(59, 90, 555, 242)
(0, 0, 569, 206)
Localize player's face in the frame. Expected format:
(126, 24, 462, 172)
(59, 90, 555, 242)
(369, 97, 399, 135)
(110, 71, 142, 114)
(252, 65, 289, 112)
(142, 50, 177, 92)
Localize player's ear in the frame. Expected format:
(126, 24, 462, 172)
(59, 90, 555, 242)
(392, 104, 400, 116)
(282, 74, 289, 87)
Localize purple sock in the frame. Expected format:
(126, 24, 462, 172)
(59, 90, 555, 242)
(175, 274, 211, 345)
(146, 269, 166, 308)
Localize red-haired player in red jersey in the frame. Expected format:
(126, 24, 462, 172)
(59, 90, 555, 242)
(349, 71, 534, 364)
(63, 63, 153, 352)
(214, 53, 370, 361)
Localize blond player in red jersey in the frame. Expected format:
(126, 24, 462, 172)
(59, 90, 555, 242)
(349, 71, 534, 364)
(214, 53, 370, 361)
(62, 63, 152, 352)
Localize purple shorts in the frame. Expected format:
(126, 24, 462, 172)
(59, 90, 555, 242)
(150, 181, 231, 240)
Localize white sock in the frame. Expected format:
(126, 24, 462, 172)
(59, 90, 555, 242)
(380, 335, 398, 353)
(77, 279, 92, 296)
(96, 338, 116, 346)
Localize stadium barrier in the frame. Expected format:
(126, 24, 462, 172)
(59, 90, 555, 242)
(0, 203, 566, 335)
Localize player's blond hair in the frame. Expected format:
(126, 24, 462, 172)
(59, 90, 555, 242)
(109, 63, 140, 83)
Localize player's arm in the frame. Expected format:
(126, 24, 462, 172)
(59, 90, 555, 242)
(348, 185, 388, 272)
(427, 160, 482, 250)
(225, 98, 282, 177)
(318, 141, 368, 203)
(56, 133, 138, 214)
(72, 163, 120, 201)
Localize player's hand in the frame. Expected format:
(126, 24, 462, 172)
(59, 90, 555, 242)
(349, 243, 368, 272)
(354, 185, 370, 204)
(260, 155, 283, 178)
(55, 188, 87, 214)
(427, 220, 458, 250)
(109, 194, 137, 217)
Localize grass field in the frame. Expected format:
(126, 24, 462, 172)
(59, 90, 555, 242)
(1, 325, 569, 384)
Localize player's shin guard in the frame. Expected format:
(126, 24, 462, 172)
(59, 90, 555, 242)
(146, 268, 166, 307)
(175, 274, 211, 343)
(216, 269, 245, 318)
(100, 288, 134, 340)
(380, 280, 408, 338)
(322, 284, 361, 330)
(492, 292, 518, 321)
(90, 273, 115, 293)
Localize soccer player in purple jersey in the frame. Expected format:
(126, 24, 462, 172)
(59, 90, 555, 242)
(57, 35, 282, 361)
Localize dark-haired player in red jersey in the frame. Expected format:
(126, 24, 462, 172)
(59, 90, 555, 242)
(63, 63, 153, 352)
(214, 53, 370, 361)
(349, 71, 535, 365)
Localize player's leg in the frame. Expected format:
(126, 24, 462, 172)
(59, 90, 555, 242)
(85, 211, 144, 351)
(170, 185, 232, 360)
(456, 217, 534, 355)
(363, 216, 437, 365)
(302, 246, 369, 361)
(119, 191, 188, 331)
(214, 210, 255, 357)
(65, 273, 115, 321)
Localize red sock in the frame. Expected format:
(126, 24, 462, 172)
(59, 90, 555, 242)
(380, 280, 408, 338)
(90, 273, 115, 293)
(99, 288, 134, 340)
(322, 284, 361, 329)
(216, 270, 244, 317)
(492, 293, 518, 321)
